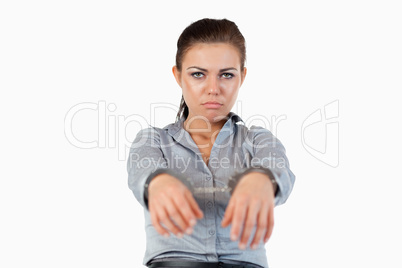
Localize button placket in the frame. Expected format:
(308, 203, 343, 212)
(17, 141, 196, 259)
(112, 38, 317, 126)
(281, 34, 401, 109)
(206, 201, 213, 209)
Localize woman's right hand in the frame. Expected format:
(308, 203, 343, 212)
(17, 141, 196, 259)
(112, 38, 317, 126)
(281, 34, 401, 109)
(148, 173, 204, 238)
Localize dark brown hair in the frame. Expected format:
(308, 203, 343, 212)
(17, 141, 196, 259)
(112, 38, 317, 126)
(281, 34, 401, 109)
(175, 18, 247, 122)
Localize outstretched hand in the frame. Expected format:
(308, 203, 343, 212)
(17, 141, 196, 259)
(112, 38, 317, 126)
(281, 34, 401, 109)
(221, 172, 275, 250)
(148, 174, 203, 238)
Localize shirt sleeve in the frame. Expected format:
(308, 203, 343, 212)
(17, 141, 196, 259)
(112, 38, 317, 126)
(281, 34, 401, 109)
(249, 126, 296, 206)
(127, 127, 168, 208)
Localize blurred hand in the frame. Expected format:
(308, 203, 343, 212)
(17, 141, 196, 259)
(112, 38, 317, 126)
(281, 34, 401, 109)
(148, 173, 203, 238)
(221, 172, 275, 250)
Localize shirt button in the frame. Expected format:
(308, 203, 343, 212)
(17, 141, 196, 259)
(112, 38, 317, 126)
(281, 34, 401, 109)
(208, 230, 215, 236)
(206, 201, 213, 208)
(206, 176, 211, 181)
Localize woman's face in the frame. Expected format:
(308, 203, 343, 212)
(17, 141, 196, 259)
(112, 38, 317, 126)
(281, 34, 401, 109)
(173, 43, 247, 123)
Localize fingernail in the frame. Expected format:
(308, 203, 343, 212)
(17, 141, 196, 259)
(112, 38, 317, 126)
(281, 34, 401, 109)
(239, 243, 246, 250)
(177, 232, 183, 238)
(189, 219, 196, 226)
(231, 234, 237, 241)
(163, 233, 169, 238)
(185, 228, 193, 235)
(251, 244, 258, 250)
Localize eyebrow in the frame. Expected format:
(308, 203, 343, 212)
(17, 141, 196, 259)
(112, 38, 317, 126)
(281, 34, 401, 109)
(186, 66, 238, 72)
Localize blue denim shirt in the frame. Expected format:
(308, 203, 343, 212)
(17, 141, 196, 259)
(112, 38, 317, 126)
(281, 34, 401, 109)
(127, 112, 295, 268)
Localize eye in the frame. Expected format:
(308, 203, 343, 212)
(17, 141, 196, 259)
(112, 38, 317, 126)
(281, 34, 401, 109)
(191, 72, 204, 78)
(221, 73, 234, 79)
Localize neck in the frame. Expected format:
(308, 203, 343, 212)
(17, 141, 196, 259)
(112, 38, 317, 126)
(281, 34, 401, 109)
(183, 114, 227, 140)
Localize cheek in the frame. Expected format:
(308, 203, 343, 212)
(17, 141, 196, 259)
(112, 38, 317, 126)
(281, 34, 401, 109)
(181, 81, 199, 105)
(222, 79, 240, 95)
(227, 89, 239, 105)
(182, 79, 203, 95)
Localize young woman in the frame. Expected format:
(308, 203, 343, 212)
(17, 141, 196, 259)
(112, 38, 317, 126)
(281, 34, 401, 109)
(128, 18, 295, 268)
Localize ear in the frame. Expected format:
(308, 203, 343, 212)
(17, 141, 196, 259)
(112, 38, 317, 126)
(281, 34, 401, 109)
(240, 67, 247, 87)
(172, 66, 182, 87)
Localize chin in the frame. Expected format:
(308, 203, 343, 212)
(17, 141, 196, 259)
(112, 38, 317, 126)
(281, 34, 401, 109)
(206, 111, 229, 123)
(189, 109, 229, 123)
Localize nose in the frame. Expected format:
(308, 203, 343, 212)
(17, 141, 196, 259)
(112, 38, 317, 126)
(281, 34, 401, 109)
(207, 76, 220, 95)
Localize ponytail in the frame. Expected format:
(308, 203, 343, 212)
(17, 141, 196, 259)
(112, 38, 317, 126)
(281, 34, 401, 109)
(176, 95, 189, 122)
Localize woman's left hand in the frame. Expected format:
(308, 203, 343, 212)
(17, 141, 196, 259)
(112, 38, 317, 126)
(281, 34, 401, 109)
(221, 172, 275, 250)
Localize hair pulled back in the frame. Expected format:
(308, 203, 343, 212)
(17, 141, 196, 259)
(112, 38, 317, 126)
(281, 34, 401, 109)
(175, 18, 246, 122)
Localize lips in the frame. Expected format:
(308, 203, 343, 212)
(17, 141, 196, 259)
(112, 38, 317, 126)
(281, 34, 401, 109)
(202, 101, 223, 109)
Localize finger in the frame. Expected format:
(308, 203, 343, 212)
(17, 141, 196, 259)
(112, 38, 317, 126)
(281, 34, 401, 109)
(154, 197, 182, 236)
(185, 191, 203, 220)
(165, 201, 187, 236)
(239, 201, 260, 249)
(221, 198, 235, 227)
(230, 199, 248, 242)
(250, 202, 269, 249)
(263, 205, 275, 243)
(149, 202, 170, 237)
(172, 194, 196, 234)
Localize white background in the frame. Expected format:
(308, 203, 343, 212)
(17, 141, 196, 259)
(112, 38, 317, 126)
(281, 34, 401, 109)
(1, 1, 401, 267)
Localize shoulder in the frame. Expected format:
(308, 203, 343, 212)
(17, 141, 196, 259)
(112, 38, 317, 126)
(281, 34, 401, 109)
(249, 125, 276, 139)
(131, 126, 165, 148)
(237, 124, 276, 142)
(239, 125, 285, 153)
(230, 112, 275, 139)
(136, 126, 163, 138)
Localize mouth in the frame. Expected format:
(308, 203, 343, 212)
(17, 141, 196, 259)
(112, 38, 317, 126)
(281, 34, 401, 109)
(202, 101, 223, 109)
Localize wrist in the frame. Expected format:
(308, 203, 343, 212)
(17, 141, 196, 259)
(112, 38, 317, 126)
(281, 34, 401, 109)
(230, 167, 278, 196)
(144, 168, 178, 210)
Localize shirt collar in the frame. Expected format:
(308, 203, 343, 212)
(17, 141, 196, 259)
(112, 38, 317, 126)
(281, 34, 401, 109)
(162, 112, 244, 153)
(164, 112, 244, 138)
